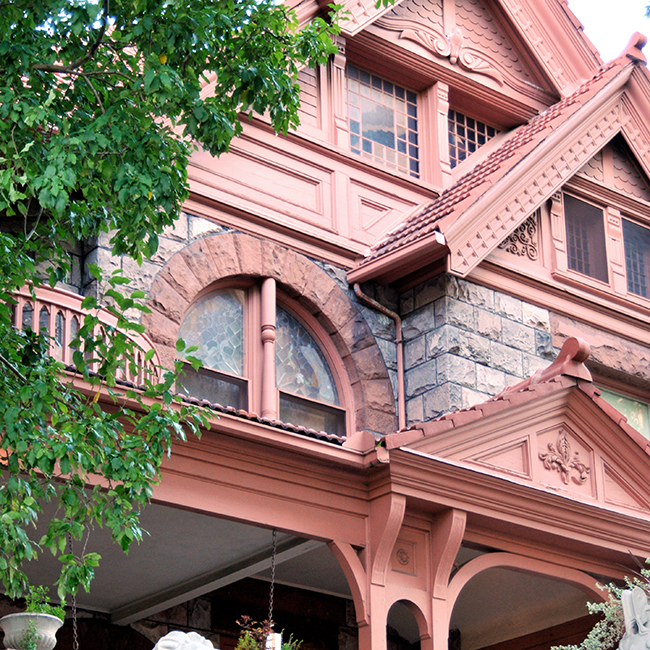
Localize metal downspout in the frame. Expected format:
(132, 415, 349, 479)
(353, 283, 406, 431)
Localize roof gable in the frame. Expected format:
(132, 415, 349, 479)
(576, 135, 650, 202)
(338, 0, 600, 96)
(349, 50, 650, 284)
(385, 338, 650, 516)
(370, 0, 554, 102)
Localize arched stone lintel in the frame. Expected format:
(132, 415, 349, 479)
(143, 232, 397, 433)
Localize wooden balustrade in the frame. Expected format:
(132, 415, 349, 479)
(12, 286, 161, 386)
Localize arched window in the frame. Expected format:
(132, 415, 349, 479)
(177, 279, 347, 436)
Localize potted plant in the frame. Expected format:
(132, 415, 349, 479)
(235, 616, 302, 650)
(0, 586, 65, 650)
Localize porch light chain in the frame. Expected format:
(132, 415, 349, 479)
(67, 532, 79, 650)
(268, 529, 277, 626)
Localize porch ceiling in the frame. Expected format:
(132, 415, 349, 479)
(17, 502, 350, 625)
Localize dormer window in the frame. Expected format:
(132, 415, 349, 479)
(346, 65, 419, 178)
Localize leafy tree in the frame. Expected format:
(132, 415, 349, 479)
(0, 0, 338, 600)
(553, 561, 650, 650)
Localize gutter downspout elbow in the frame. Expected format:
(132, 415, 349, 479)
(353, 283, 406, 431)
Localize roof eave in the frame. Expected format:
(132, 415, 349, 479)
(347, 231, 447, 284)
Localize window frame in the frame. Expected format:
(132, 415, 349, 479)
(177, 278, 353, 437)
(346, 64, 420, 179)
(548, 180, 650, 311)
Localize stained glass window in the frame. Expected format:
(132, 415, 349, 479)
(276, 307, 338, 405)
(178, 290, 245, 376)
(600, 388, 650, 440)
(176, 286, 346, 435)
(177, 290, 247, 408)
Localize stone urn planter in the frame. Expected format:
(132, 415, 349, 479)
(0, 613, 63, 650)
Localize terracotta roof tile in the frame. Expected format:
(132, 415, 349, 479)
(180, 394, 345, 444)
(357, 60, 626, 269)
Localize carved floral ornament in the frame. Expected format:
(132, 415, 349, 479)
(374, 18, 504, 85)
(539, 430, 591, 486)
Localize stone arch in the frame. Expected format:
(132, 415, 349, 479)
(142, 232, 396, 433)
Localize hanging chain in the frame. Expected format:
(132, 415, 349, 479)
(268, 529, 277, 626)
(67, 532, 79, 650)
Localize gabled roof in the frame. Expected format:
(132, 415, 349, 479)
(382, 337, 650, 517)
(338, 0, 600, 92)
(349, 39, 650, 285)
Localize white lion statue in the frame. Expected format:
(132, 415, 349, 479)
(153, 630, 217, 650)
(620, 587, 650, 650)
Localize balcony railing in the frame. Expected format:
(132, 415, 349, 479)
(12, 285, 161, 385)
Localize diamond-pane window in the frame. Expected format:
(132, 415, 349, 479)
(347, 65, 419, 178)
(177, 290, 248, 409)
(448, 110, 498, 168)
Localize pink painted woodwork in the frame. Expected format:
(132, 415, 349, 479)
(12, 285, 160, 384)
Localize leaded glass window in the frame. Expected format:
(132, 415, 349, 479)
(177, 290, 247, 408)
(176, 284, 347, 435)
(346, 65, 419, 178)
(179, 290, 245, 376)
(276, 308, 338, 405)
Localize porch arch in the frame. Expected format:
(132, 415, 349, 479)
(445, 552, 603, 650)
(447, 552, 602, 608)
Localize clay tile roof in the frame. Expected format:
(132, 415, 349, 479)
(384, 337, 650, 457)
(179, 394, 345, 445)
(356, 59, 628, 271)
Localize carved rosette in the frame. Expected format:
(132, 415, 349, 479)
(498, 213, 538, 260)
(539, 430, 590, 485)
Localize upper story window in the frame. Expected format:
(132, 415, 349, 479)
(564, 194, 608, 283)
(550, 190, 650, 309)
(448, 110, 498, 169)
(346, 65, 419, 178)
(177, 280, 346, 436)
(622, 218, 650, 297)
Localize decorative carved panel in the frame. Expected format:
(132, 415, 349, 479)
(498, 212, 538, 260)
(391, 539, 417, 575)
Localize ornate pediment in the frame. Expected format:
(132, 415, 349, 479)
(403, 381, 650, 516)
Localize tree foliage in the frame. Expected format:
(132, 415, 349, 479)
(553, 562, 650, 650)
(0, 0, 338, 600)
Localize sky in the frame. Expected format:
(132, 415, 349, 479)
(567, 0, 650, 61)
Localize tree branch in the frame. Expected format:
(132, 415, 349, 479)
(31, 0, 110, 74)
